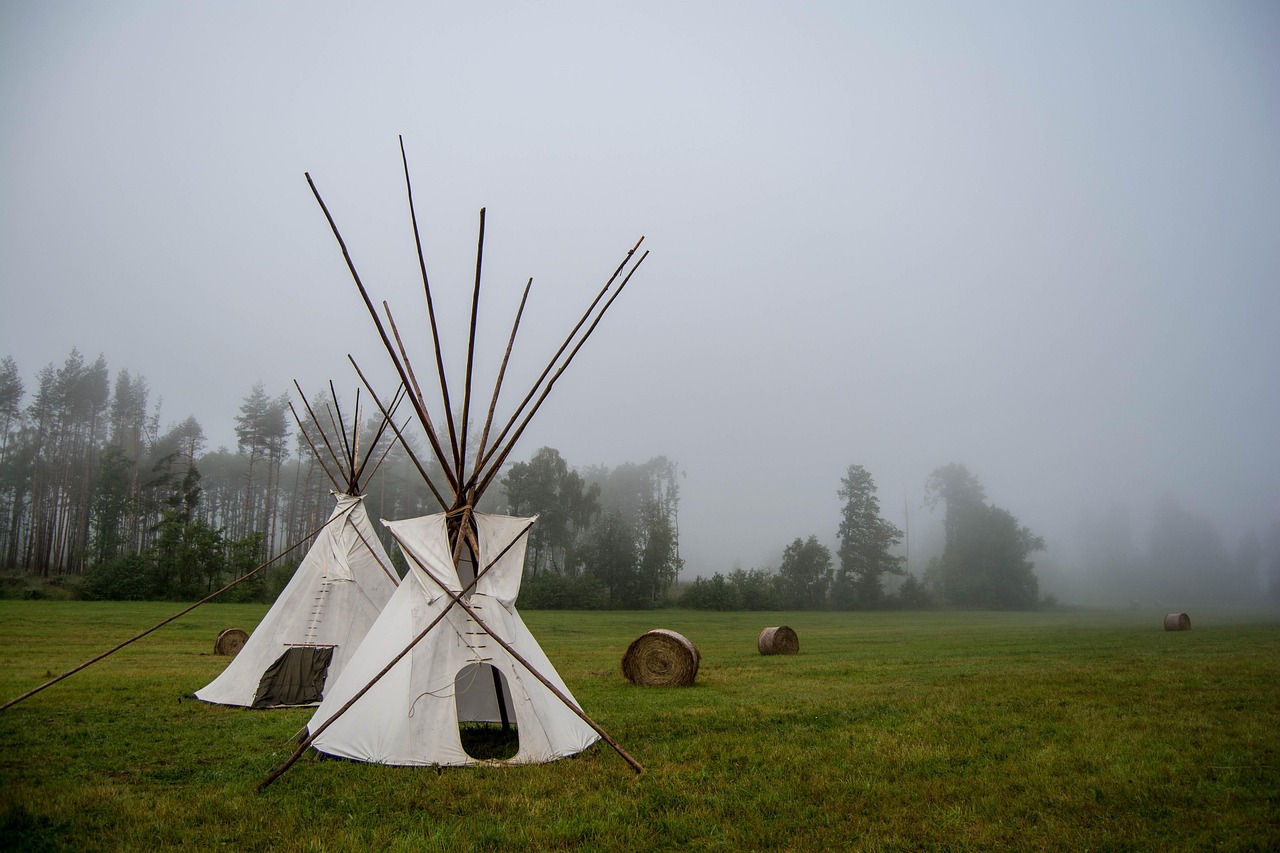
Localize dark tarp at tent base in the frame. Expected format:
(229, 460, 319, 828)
(253, 646, 335, 708)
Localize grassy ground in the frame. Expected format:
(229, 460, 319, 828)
(1, 601, 1277, 851)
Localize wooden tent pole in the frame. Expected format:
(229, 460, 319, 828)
(398, 136, 460, 477)
(468, 237, 644, 488)
(348, 357, 450, 511)
(288, 402, 343, 494)
(327, 381, 356, 476)
(456, 208, 486, 482)
(475, 250, 649, 497)
(291, 383, 347, 487)
(305, 172, 459, 496)
(295, 382, 404, 495)
(258, 520, 538, 792)
(349, 390, 362, 477)
(353, 415, 407, 492)
(381, 302, 436, 444)
(343, 514, 400, 587)
(0, 516, 337, 713)
(349, 387, 406, 488)
(475, 277, 532, 466)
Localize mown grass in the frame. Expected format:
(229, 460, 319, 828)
(1, 602, 1277, 850)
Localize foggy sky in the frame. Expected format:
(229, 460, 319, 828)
(2, 2, 1278, 593)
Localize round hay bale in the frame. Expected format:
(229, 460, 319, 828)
(622, 629, 700, 686)
(1163, 612, 1191, 631)
(215, 627, 249, 656)
(757, 625, 799, 655)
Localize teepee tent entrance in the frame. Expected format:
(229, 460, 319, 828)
(457, 666, 519, 761)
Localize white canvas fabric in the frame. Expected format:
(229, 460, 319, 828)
(307, 511, 600, 766)
(195, 494, 400, 707)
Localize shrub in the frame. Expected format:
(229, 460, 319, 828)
(520, 573, 609, 610)
(82, 554, 163, 601)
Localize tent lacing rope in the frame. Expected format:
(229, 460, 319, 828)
(406, 658, 490, 716)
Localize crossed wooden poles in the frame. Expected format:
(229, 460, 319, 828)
(259, 139, 649, 788)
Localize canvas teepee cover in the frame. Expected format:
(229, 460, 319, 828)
(196, 493, 399, 708)
(307, 511, 599, 765)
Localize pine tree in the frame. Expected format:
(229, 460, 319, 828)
(833, 464, 905, 610)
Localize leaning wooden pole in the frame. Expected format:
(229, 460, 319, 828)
(456, 207, 486, 483)
(327, 381, 356, 476)
(398, 137, 462, 475)
(476, 249, 649, 496)
(469, 237, 644, 488)
(348, 356, 451, 511)
(475, 277, 532, 467)
(305, 172, 460, 496)
(342, 513, 401, 588)
(0, 517, 336, 713)
(288, 402, 343, 494)
(349, 386, 407, 489)
(348, 390, 363, 477)
(382, 302, 435, 443)
(351, 412, 408, 494)
(292, 383, 347, 484)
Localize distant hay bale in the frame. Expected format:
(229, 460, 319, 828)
(1163, 612, 1191, 631)
(622, 629, 700, 686)
(215, 627, 249, 656)
(757, 626, 799, 655)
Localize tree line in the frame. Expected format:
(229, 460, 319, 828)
(682, 462, 1046, 611)
(0, 350, 683, 607)
(9, 349, 1270, 611)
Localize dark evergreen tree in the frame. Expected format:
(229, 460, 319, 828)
(89, 445, 134, 567)
(233, 382, 289, 551)
(832, 464, 905, 610)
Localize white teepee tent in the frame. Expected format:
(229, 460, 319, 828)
(197, 386, 407, 709)
(196, 493, 399, 708)
(259, 145, 646, 788)
(308, 511, 598, 765)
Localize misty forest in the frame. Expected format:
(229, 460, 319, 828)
(2, 349, 1278, 611)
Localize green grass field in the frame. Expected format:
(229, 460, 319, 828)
(1, 601, 1277, 851)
